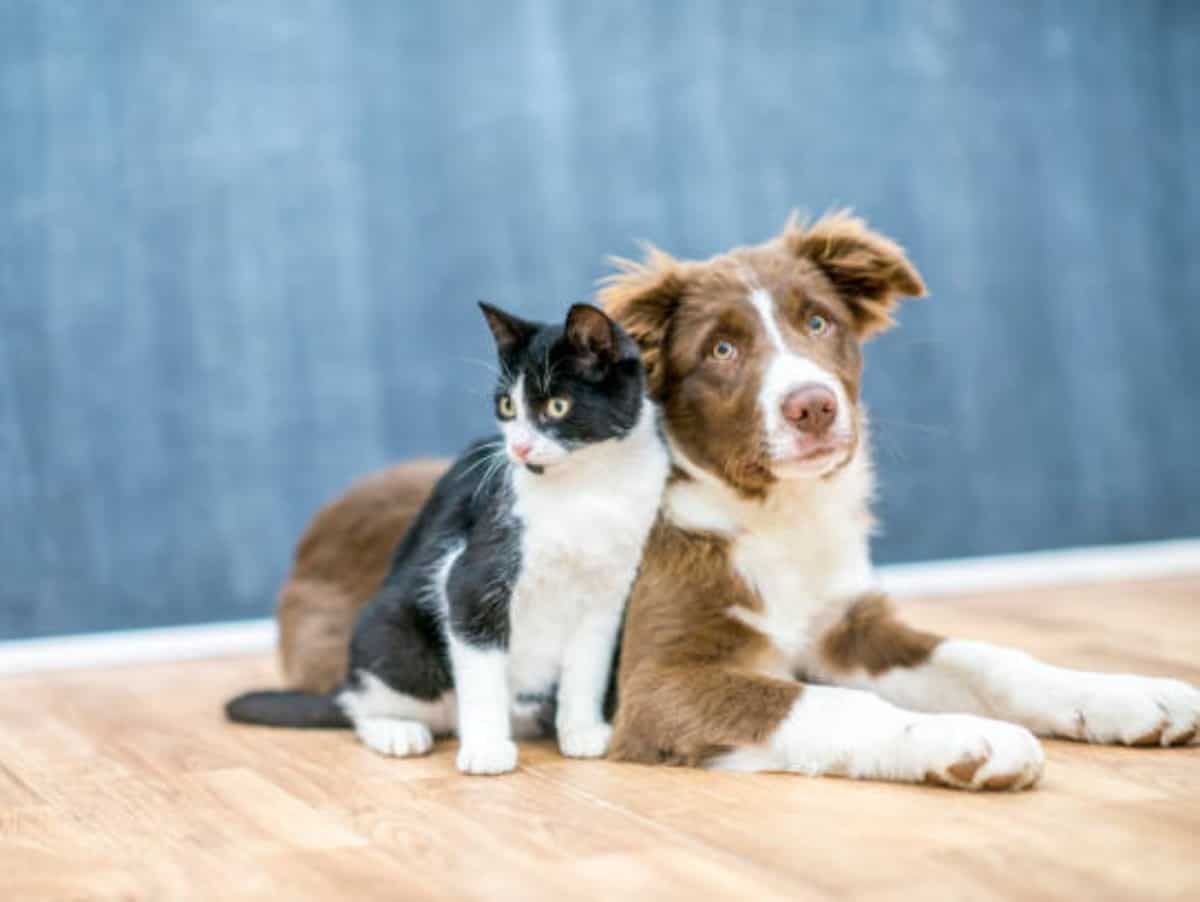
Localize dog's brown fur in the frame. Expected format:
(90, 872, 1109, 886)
(610, 515, 802, 764)
(277, 458, 449, 692)
(819, 593, 941, 676)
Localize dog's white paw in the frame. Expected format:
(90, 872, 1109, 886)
(1058, 674, 1200, 746)
(906, 715, 1045, 791)
(355, 717, 434, 757)
(557, 722, 613, 759)
(456, 739, 518, 775)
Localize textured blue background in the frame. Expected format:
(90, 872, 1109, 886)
(2, 1, 1198, 639)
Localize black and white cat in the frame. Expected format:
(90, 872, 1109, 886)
(226, 302, 669, 775)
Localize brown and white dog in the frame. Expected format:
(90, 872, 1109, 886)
(271, 212, 1199, 790)
(596, 211, 1199, 789)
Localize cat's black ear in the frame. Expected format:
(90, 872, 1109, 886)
(479, 302, 535, 358)
(564, 304, 619, 365)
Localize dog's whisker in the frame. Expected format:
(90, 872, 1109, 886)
(871, 417, 952, 437)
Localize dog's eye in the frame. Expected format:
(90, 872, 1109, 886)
(545, 397, 572, 419)
(497, 395, 516, 419)
(807, 313, 830, 336)
(711, 340, 738, 361)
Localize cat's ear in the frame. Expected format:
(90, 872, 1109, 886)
(564, 304, 619, 365)
(478, 302, 536, 357)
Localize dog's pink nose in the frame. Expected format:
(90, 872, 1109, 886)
(510, 441, 532, 461)
(781, 385, 837, 435)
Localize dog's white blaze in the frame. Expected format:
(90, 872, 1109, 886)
(748, 288, 787, 351)
(745, 288, 851, 441)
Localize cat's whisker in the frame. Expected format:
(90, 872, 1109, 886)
(538, 351, 555, 395)
(457, 441, 507, 482)
(459, 357, 503, 377)
(471, 451, 510, 505)
(870, 416, 952, 436)
(544, 355, 568, 393)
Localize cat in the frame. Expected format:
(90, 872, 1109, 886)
(226, 301, 669, 775)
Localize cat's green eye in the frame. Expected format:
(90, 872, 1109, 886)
(546, 397, 572, 419)
(497, 395, 516, 419)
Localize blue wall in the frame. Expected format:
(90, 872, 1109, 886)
(2, 1, 1198, 639)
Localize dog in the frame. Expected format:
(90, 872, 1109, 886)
(595, 211, 1199, 788)
(270, 212, 1199, 789)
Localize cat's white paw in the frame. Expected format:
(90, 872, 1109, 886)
(905, 715, 1045, 791)
(1058, 674, 1200, 746)
(456, 739, 519, 775)
(355, 717, 434, 757)
(558, 722, 613, 759)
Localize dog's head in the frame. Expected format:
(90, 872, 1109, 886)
(599, 211, 925, 496)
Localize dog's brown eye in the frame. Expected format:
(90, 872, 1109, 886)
(711, 340, 738, 361)
(807, 313, 830, 336)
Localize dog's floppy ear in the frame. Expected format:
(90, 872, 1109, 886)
(597, 245, 687, 398)
(783, 210, 926, 339)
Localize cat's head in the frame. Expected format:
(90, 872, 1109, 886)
(478, 302, 645, 473)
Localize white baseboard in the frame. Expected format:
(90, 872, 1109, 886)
(1, 538, 1197, 677)
(878, 537, 1200, 599)
(0, 619, 277, 677)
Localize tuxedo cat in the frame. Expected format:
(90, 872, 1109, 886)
(226, 302, 669, 775)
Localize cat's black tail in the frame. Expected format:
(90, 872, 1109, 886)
(224, 689, 351, 728)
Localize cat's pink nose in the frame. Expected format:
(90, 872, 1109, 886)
(509, 441, 531, 461)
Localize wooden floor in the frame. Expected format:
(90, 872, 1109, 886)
(1, 577, 1198, 901)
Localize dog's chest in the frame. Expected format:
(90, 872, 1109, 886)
(667, 473, 874, 663)
(730, 521, 870, 660)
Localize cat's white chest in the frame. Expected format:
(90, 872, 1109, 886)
(505, 435, 668, 695)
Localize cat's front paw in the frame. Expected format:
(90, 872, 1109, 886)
(1061, 674, 1200, 746)
(558, 722, 613, 759)
(456, 739, 519, 775)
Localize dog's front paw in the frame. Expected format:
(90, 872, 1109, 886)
(907, 715, 1045, 791)
(1063, 675, 1200, 746)
(557, 722, 613, 759)
(456, 739, 518, 775)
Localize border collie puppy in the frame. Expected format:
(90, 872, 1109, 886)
(227, 303, 669, 775)
(597, 212, 1199, 789)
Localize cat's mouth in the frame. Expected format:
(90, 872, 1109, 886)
(525, 463, 546, 475)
